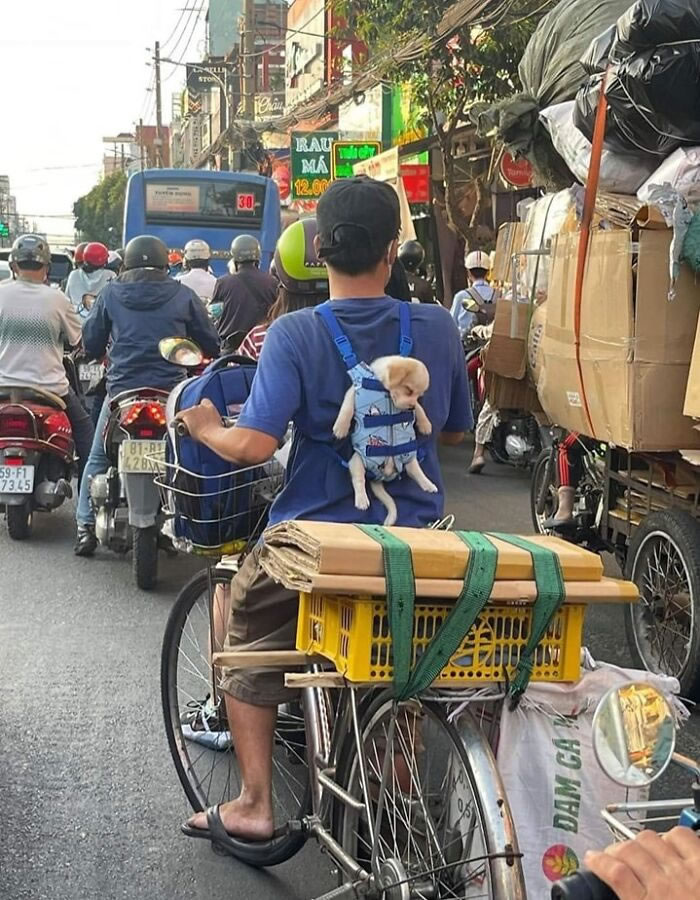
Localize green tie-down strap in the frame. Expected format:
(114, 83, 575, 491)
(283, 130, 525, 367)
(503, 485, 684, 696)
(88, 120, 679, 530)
(356, 526, 499, 699)
(488, 533, 567, 708)
(356, 524, 416, 697)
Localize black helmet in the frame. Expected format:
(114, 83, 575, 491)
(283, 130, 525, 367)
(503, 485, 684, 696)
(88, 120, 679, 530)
(274, 218, 328, 294)
(123, 235, 169, 271)
(398, 240, 425, 272)
(11, 233, 52, 267)
(231, 234, 261, 265)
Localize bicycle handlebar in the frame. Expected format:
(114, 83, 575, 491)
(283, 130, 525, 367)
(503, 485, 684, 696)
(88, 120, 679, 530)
(552, 871, 617, 900)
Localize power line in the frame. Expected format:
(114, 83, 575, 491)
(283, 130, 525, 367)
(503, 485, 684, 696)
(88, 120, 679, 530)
(160, 4, 193, 52)
(162, 0, 205, 80)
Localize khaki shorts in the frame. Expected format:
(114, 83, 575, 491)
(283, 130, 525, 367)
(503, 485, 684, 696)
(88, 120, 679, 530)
(219, 544, 299, 706)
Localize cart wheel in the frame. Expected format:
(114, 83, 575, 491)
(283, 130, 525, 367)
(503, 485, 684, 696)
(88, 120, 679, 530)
(530, 448, 558, 534)
(625, 509, 700, 701)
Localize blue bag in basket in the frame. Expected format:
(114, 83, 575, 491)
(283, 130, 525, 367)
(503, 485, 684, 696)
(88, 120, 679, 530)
(165, 356, 273, 554)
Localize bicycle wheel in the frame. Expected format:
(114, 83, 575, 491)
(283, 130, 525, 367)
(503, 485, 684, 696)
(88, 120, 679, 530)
(335, 691, 524, 900)
(625, 509, 700, 701)
(161, 565, 309, 866)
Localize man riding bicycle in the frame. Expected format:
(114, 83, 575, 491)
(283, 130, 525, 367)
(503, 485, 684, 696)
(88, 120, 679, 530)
(177, 176, 471, 846)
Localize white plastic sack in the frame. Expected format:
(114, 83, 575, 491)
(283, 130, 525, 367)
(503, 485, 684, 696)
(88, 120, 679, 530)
(496, 662, 683, 897)
(638, 146, 700, 204)
(521, 187, 581, 300)
(540, 101, 656, 194)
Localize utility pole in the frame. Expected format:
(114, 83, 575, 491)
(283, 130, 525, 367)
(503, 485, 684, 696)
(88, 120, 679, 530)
(139, 118, 145, 172)
(155, 39, 164, 168)
(241, 0, 255, 121)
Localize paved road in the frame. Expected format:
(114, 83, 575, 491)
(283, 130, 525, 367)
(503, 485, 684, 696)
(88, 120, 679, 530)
(0, 440, 697, 899)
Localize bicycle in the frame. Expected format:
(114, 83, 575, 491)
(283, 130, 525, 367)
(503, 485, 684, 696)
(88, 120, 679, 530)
(159, 488, 601, 898)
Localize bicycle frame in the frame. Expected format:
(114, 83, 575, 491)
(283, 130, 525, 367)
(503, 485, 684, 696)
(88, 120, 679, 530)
(298, 683, 525, 900)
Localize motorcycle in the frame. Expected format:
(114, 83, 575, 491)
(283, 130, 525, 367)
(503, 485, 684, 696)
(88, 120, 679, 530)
(88, 388, 169, 590)
(0, 385, 75, 540)
(463, 304, 541, 470)
(552, 681, 699, 898)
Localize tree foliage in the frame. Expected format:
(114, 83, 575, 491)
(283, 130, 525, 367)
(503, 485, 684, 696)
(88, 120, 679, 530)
(335, 0, 556, 242)
(73, 171, 127, 248)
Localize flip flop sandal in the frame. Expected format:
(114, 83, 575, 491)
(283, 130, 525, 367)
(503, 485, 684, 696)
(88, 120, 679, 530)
(469, 461, 485, 475)
(181, 805, 285, 852)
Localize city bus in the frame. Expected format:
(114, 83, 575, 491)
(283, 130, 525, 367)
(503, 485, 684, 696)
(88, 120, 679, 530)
(123, 169, 281, 276)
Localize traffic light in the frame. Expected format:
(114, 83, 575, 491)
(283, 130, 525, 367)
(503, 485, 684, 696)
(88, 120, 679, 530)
(0, 222, 9, 238)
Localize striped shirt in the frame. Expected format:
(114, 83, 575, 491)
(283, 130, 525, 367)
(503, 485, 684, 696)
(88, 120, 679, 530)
(240, 323, 269, 361)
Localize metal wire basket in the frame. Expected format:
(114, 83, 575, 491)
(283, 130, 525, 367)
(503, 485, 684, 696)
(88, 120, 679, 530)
(148, 444, 284, 557)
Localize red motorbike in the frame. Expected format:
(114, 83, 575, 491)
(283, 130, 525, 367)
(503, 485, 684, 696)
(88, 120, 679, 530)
(0, 386, 75, 540)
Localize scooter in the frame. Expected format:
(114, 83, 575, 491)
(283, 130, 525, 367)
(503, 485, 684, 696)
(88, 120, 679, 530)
(0, 385, 75, 540)
(463, 304, 541, 470)
(88, 388, 169, 590)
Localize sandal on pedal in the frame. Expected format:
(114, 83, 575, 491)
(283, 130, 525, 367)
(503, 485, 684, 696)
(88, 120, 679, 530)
(181, 805, 284, 849)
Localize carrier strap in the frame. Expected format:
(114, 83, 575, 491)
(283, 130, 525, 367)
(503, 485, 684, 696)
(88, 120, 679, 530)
(315, 300, 413, 372)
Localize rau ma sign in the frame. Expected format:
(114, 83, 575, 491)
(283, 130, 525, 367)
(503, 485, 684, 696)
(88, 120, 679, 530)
(290, 131, 338, 201)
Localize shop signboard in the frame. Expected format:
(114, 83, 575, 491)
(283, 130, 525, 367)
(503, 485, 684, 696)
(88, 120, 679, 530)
(332, 141, 381, 179)
(400, 155, 431, 204)
(500, 151, 534, 188)
(391, 83, 429, 148)
(290, 131, 338, 200)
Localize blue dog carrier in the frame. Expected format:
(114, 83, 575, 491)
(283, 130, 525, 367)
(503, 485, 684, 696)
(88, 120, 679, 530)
(158, 355, 283, 556)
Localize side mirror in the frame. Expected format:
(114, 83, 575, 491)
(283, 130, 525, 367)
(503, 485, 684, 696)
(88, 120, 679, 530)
(159, 337, 204, 368)
(592, 682, 676, 788)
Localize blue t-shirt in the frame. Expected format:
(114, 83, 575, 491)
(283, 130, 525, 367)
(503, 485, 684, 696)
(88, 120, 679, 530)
(238, 296, 471, 527)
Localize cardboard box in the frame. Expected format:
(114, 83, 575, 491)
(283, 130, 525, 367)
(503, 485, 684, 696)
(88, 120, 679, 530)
(484, 299, 531, 380)
(539, 228, 700, 451)
(684, 315, 700, 420)
(492, 222, 526, 283)
(485, 370, 542, 413)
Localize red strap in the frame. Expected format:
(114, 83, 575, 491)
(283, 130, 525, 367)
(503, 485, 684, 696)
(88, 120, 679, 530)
(573, 69, 611, 438)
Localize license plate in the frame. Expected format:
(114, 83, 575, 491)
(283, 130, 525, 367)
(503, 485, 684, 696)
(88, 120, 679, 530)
(0, 465, 34, 493)
(118, 440, 163, 474)
(79, 363, 103, 381)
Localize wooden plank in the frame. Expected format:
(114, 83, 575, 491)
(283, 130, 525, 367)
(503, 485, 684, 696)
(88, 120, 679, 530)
(212, 650, 325, 669)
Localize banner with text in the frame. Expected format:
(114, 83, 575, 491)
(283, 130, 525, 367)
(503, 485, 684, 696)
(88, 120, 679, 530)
(290, 131, 338, 201)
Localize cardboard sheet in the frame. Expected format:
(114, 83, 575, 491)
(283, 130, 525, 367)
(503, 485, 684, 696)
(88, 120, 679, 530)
(260, 521, 605, 585)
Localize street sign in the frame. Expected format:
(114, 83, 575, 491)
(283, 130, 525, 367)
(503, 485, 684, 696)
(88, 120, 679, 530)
(290, 131, 338, 201)
(332, 141, 382, 179)
(499, 151, 533, 188)
(0, 222, 9, 239)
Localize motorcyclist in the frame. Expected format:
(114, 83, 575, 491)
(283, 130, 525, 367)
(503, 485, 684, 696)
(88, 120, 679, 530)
(74, 234, 220, 557)
(106, 250, 123, 276)
(450, 250, 495, 336)
(239, 217, 329, 362)
(0, 234, 94, 482)
(73, 242, 88, 270)
(212, 235, 277, 340)
(177, 239, 217, 304)
(64, 242, 115, 320)
(168, 251, 184, 278)
(398, 240, 436, 304)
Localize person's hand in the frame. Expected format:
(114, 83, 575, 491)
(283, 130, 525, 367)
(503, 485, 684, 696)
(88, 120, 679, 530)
(584, 827, 700, 900)
(175, 398, 222, 441)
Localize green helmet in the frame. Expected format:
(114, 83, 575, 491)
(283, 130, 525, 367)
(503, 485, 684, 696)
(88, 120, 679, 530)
(274, 218, 328, 294)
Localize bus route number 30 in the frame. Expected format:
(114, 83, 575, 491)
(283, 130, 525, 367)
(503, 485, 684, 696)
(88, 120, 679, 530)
(236, 192, 256, 213)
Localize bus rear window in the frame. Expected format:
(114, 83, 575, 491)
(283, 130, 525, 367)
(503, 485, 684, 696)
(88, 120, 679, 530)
(144, 180, 265, 226)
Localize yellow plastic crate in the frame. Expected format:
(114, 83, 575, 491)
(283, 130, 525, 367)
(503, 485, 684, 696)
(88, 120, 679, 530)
(296, 592, 584, 686)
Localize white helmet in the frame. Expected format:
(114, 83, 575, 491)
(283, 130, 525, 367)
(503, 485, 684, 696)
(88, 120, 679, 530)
(184, 239, 211, 261)
(465, 250, 491, 271)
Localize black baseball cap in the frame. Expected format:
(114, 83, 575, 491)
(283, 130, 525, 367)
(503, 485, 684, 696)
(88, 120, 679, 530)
(317, 176, 400, 260)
